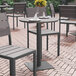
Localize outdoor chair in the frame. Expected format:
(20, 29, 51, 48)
(7, 2, 26, 30)
(26, 7, 47, 27)
(26, 7, 47, 17)
(49, 3, 56, 31)
(26, 7, 37, 17)
(26, 7, 60, 56)
(2, 2, 13, 13)
(59, 5, 76, 37)
(0, 13, 36, 76)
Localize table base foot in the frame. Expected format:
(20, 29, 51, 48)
(25, 61, 54, 71)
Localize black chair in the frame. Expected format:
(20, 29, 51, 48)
(0, 13, 36, 76)
(49, 3, 56, 31)
(7, 2, 26, 30)
(59, 5, 76, 37)
(26, 7, 60, 56)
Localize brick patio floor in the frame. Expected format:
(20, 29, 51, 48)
(0, 14, 76, 76)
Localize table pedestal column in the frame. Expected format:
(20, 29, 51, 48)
(25, 22, 54, 71)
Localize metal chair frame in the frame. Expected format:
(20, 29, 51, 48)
(59, 5, 76, 37)
(0, 13, 36, 76)
(49, 3, 55, 31)
(7, 2, 26, 30)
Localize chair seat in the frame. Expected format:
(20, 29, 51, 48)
(70, 32, 76, 36)
(3, 8, 13, 11)
(60, 20, 76, 24)
(29, 29, 59, 36)
(0, 45, 35, 59)
(7, 14, 23, 17)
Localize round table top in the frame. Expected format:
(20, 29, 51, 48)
(19, 16, 59, 23)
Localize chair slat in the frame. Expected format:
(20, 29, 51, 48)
(1, 47, 26, 55)
(0, 45, 12, 50)
(7, 48, 35, 59)
(0, 46, 19, 54)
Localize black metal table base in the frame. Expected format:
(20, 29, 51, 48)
(25, 61, 54, 71)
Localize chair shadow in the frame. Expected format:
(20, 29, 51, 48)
(60, 34, 76, 46)
(37, 71, 48, 76)
(41, 51, 56, 61)
(42, 54, 52, 61)
(10, 28, 21, 32)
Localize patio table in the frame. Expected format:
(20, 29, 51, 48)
(0, 5, 9, 12)
(19, 17, 59, 71)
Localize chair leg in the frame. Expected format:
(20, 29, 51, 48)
(66, 24, 69, 37)
(51, 22, 52, 30)
(10, 59, 16, 76)
(46, 23, 48, 51)
(27, 23, 29, 48)
(16, 17, 18, 27)
(51, 22, 55, 31)
(7, 16, 9, 21)
(46, 35, 48, 51)
(8, 34, 12, 45)
(57, 33, 60, 56)
(24, 22, 26, 28)
(41, 37, 42, 59)
(13, 17, 15, 30)
(54, 22, 55, 31)
(59, 22, 61, 34)
(33, 52, 37, 76)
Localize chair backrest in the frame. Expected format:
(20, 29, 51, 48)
(0, 13, 10, 37)
(26, 7, 47, 17)
(13, 2, 26, 15)
(2, 0, 7, 5)
(26, 7, 37, 17)
(49, 3, 55, 17)
(59, 5, 76, 18)
(0, 13, 11, 45)
(38, 7, 47, 17)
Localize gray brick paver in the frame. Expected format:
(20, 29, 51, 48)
(69, 69, 75, 75)
(62, 64, 68, 69)
(47, 69, 54, 75)
(72, 71, 76, 76)
(58, 62, 64, 68)
(55, 60, 61, 66)
(49, 71, 57, 76)
(72, 57, 76, 62)
(55, 73, 61, 76)
(65, 65, 71, 73)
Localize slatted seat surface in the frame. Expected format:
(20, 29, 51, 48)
(3, 8, 13, 11)
(7, 14, 23, 17)
(70, 32, 76, 36)
(29, 29, 59, 36)
(0, 45, 35, 59)
(60, 20, 76, 24)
